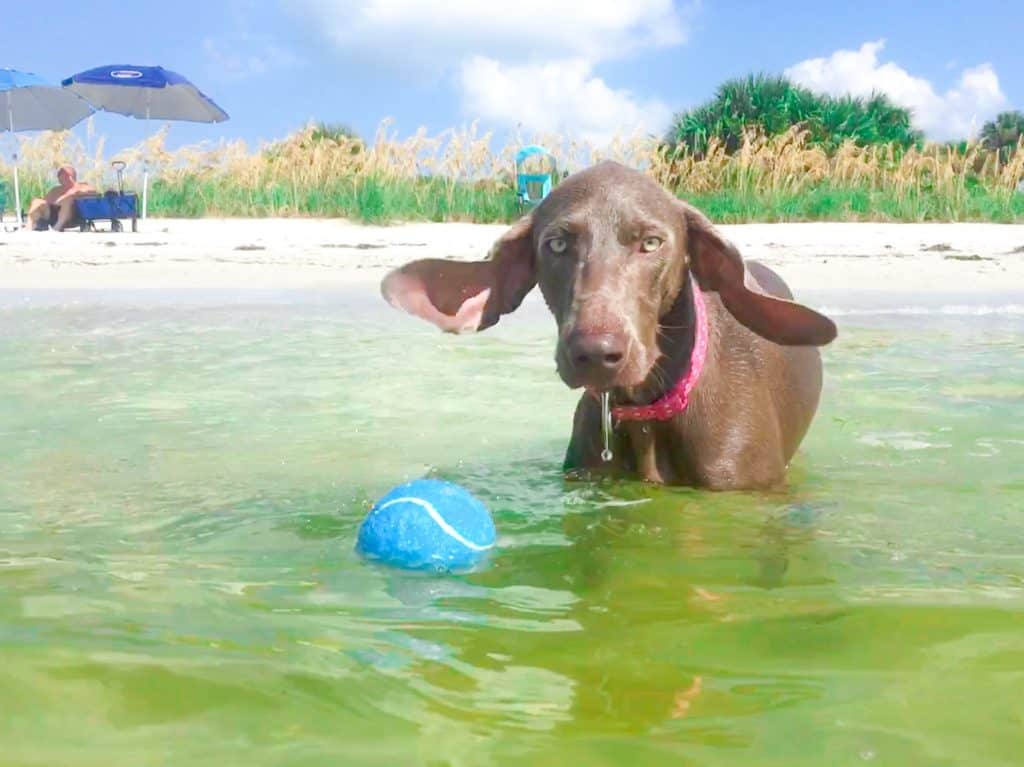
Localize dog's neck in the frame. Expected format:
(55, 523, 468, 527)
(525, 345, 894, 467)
(613, 274, 706, 416)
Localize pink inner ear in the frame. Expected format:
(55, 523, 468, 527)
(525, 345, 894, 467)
(443, 288, 491, 334)
(384, 270, 491, 334)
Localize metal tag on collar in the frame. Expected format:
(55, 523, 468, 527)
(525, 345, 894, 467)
(601, 391, 613, 462)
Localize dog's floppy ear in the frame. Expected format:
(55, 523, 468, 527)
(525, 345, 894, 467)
(679, 202, 836, 346)
(380, 214, 537, 333)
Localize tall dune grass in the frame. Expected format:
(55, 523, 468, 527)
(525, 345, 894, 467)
(653, 128, 1024, 222)
(2, 120, 1022, 223)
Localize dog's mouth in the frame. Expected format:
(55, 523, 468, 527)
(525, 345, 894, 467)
(555, 344, 653, 393)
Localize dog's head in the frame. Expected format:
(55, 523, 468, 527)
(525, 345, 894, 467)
(381, 161, 836, 392)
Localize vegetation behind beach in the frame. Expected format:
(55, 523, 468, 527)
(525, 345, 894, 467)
(2, 76, 1022, 224)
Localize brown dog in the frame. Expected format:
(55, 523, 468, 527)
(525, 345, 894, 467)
(380, 161, 837, 490)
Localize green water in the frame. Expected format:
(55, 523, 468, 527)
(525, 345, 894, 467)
(1, 290, 1022, 766)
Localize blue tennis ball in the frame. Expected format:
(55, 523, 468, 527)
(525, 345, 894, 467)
(356, 479, 496, 572)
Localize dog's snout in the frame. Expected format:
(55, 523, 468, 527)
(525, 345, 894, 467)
(567, 331, 626, 371)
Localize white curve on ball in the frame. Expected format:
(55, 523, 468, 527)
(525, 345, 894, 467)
(375, 497, 494, 551)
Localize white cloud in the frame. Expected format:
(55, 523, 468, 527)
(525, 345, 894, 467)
(785, 40, 1007, 140)
(203, 37, 300, 80)
(293, 0, 685, 73)
(289, 0, 688, 143)
(460, 58, 671, 144)
(203, 2, 301, 82)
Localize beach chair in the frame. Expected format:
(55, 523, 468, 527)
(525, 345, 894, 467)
(75, 161, 139, 232)
(514, 145, 557, 212)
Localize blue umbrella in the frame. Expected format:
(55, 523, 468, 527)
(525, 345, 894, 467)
(62, 65, 228, 218)
(1, 68, 95, 226)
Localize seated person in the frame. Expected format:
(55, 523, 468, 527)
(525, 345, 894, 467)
(25, 165, 96, 231)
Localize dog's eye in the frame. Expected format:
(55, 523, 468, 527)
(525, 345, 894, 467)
(548, 237, 568, 254)
(640, 236, 663, 253)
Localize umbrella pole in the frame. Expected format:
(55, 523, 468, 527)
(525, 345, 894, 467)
(7, 97, 21, 228)
(142, 99, 151, 221)
(13, 167, 21, 229)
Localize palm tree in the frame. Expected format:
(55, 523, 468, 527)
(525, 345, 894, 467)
(664, 74, 920, 157)
(312, 122, 361, 143)
(980, 111, 1024, 163)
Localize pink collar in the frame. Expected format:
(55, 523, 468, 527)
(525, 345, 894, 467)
(612, 284, 708, 422)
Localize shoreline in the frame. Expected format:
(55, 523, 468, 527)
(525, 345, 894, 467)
(1, 218, 1023, 296)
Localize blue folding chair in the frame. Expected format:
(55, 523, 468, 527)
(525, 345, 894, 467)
(514, 145, 556, 212)
(75, 161, 138, 232)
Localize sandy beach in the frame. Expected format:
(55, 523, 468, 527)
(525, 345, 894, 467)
(2, 218, 1023, 298)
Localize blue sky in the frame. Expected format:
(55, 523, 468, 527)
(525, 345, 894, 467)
(6, 0, 1023, 154)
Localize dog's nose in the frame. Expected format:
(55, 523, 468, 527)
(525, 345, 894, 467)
(567, 331, 626, 371)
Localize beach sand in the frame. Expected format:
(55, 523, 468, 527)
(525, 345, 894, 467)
(2, 218, 1023, 298)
